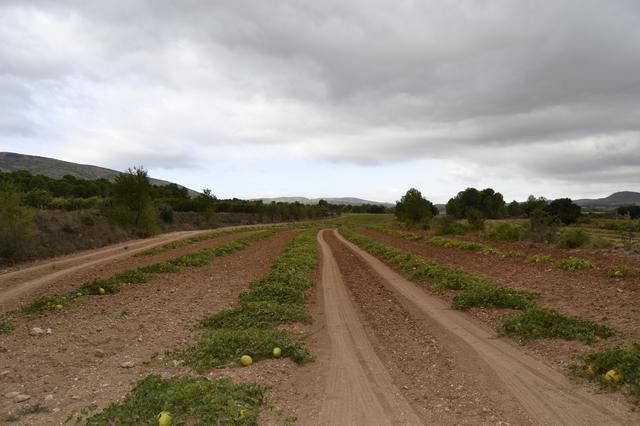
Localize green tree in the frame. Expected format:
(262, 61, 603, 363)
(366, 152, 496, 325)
(107, 166, 159, 237)
(0, 191, 37, 262)
(507, 200, 525, 217)
(446, 187, 506, 219)
(544, 198, 581, 225)
(395, 188, 437, 227)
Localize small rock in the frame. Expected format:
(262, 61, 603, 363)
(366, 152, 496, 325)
(15, 394, 31, 403)
(45, 394, 55, 401)
(46, 328, 53, 335)
(4, 391, 20, 399)
(120, 361, 135, 368)
(53, 408, 60, 413)
(171, 360, 184, 368)
(71, 395, 80, 400)
(137, 337, 142, 342)
(0, 370, 10, 376)
(94, 349, 105, 358)
(30, 327, 44, 336)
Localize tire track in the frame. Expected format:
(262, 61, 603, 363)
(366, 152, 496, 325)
(333, 229, 636, 426)
(317, 230, 422, 425)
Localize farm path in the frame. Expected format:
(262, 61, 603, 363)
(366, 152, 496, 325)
(332, 229, 636, 426)
(314, 229, 422, 425)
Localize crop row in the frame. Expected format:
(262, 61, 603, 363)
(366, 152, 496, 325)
(85, 229, 320, 424)
(339, 227, 615, 344)
(373, 227, 524, 258)
(0, 229, 279, 333)
(134, 226, 262, 257)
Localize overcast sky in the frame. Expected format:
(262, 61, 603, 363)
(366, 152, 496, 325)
(1, 1, 639, 203)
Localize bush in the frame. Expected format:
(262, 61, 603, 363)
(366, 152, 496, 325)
(527, 208, 559, 243)
(157, 203, 174, 223)
(433, 215, 471, 235)
(555, 229, 591, 248)
(23, 189, 52, 208)
(465, 208, 485, 231)
(485, 223, 522, 242)
(0, 191, 37, 262)
(611, 266, 637, 278)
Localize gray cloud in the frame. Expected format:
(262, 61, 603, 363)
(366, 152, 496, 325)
(0, 0, 639, 192)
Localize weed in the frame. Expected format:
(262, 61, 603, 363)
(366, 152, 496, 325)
(138, 261, 181, 274)
(201, 301, 311, 329)
(499, 306, 615, 343)
(0, 319, 15, 334)
(120, 309, 129, 317)
(571, 343, 640, 403)
(529, 253, 554, 263)
(112, 269, 149, 284)
(555, 229, 591, 249)
(611, 266, 637, 278)
(555, 256, 595, 271)
(86, 374, 266, 425)
(77, 277, 121, 295)
(135, 228, 258, 256)
(21, 294, 72, 315)
(174, 328, 312, 371)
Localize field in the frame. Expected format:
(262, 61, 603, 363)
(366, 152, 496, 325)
(0, 215, 639, 425)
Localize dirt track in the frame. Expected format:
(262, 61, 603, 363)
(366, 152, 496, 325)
(331, 229, 636, 425)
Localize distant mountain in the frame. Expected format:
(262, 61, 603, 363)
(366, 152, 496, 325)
(0, 152, 198, 196)
(574, 191, 640, 208)
(256, 196, 393, 207)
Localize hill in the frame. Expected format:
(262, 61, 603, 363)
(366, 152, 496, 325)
(256, 196, 393, 207)
(0, 152, 198, 196)
(574, 191, 640, 208)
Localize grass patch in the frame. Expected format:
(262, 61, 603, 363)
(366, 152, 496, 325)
(340, 227, 538, 310)
(571, 344, 640, 403)
(0, 319, 14, 334)
(173, 328, 312, 372)
(555, 256, 595, 270)
(77, 277, 121, 295)
(86, 374, 266, 425)
(499, 305, 616, 343)
(112, 269, 150, 284)
(200, 301, 311, 329)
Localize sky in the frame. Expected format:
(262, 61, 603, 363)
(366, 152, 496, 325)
(1, 1, 639, 204)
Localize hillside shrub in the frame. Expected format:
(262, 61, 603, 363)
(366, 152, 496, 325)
(526, 208, 559, 243)
(0, 191, 37, 262)
(556, 229, 591, 249)
(485, 223, 522, 242)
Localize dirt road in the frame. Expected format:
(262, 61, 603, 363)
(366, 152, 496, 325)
(332, 229, 635, 426)
(316, 230, 422, 424)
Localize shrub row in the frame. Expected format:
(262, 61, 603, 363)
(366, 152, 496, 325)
(0, 229, 278, 333)
(172, 228, 319, 371)
(340, 227, 615, 344)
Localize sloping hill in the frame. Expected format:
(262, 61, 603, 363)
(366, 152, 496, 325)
(0, 152, 198, 195)
(574, 191, 640, 207)
(257, 196, 393, 206)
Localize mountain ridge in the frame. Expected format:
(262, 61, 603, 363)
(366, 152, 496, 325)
(574, 191, 640, 207)
(255, 196, 393, 206)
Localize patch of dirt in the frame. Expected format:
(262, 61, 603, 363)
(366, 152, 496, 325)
(324, 231, 532, 425)
(0, 231, 296, 425)
(358, 228, 640, 374)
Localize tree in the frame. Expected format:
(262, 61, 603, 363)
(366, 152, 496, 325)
(395, 188, 437, 226)
(522, 195, 548, 216)
(507, 200, 525, 217)
(107, 166, 159, 237)
(446, 187, 506, 219)
(618, 205, 640, 219)
(545, 198, 581, 225)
